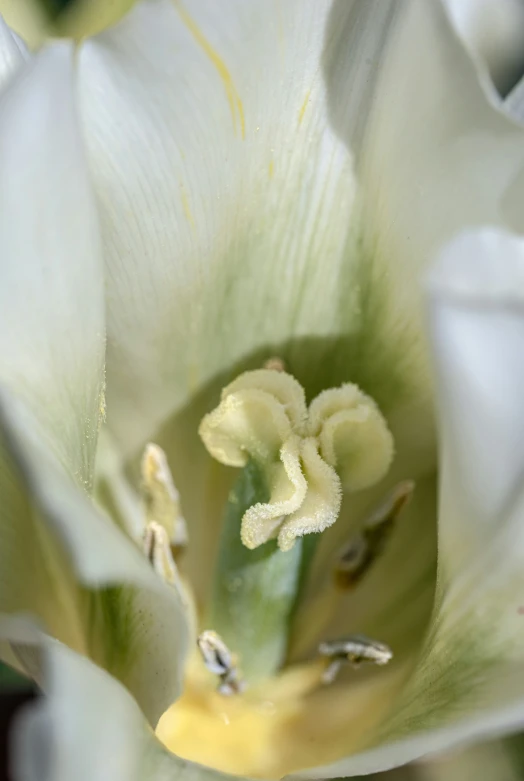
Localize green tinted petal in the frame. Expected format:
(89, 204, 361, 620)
(420, 738, 524, 781)
(0, 39, 192, 725)
(79, 0, 524, 606)
(0, 42, 104, 489)
(0, 388, 191, 725)
(290, 230, 524, 776)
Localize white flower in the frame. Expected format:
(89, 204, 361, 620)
(1, 2, 524, 780)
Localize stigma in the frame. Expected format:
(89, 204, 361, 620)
(199, 368, 394, 551)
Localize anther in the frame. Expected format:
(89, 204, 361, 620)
(334, 480, 414, 589)
(197, 630, 246, 696)
(141, 443, 188, 556)
(143, 521, 179, 586)
(318, 635, 393, 685)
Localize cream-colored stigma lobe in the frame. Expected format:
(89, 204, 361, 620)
(199, 370, 394, 551)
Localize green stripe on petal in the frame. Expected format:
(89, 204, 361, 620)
(78, 0, 417, 462)
(78, 0, 524, 610)
(0, 43, 105, 489)
(286, 230, 524, 778)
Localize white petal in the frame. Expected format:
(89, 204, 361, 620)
(506, 75, 524, 123)
(442, 0, 524, 96)
(0, 42, 104, 488)
(427, 228, 524, 581)
(0, 419, 87, 664)
(77, 0, 361, 458)
(0, 388, 190, 726)
(420, 739, 523, 781)
(292, 228, 524, 776)
(8, 627, 230, 781)
(293, 695, 524, 778)
(0, 39, 104, 647)
(302, 0, 524, 615)
(0, 44, 189, 725)
(333, 0, 524, 411)
(0, 15, 27, 83)
(78, 0, 524, 601)
(0, 46, 179, 721)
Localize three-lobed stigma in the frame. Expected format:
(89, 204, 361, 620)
(199, 368, 394, 551)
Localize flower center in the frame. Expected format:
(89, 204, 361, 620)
(156, 649, 407, 779)
(135, 367, 408, 777)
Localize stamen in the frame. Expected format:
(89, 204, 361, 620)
(292, 482, 414, 659)
(318, 635, 392, 685)
(197, 630, 246, 696)
(142, 521, 179, 586)
(141, 443, 188, 554)
(334, 480, 414, 589)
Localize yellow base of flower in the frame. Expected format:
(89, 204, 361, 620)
(156, 655, 405, 778)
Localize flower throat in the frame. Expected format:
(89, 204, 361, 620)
(139, 363, 412, 776)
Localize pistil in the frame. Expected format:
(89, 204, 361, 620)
(199, 367, 395, 683)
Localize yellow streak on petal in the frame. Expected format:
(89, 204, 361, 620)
(298, 89, 311, 125)
(268, 159, 274, 179)
(98, 385, 106, 424)
(179, 181, 195, 229)
(174, 0, 245, 139)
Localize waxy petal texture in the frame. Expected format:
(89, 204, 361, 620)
(80, 0, 524, 609)
(294, 231, 524, 776)
(0, 40, 190, 726)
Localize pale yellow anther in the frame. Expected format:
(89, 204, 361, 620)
(143, 521, 180, 587)
(141, 443, 188, 549)
(197, 630, 245, 696)
(199, 371, 394, 551)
